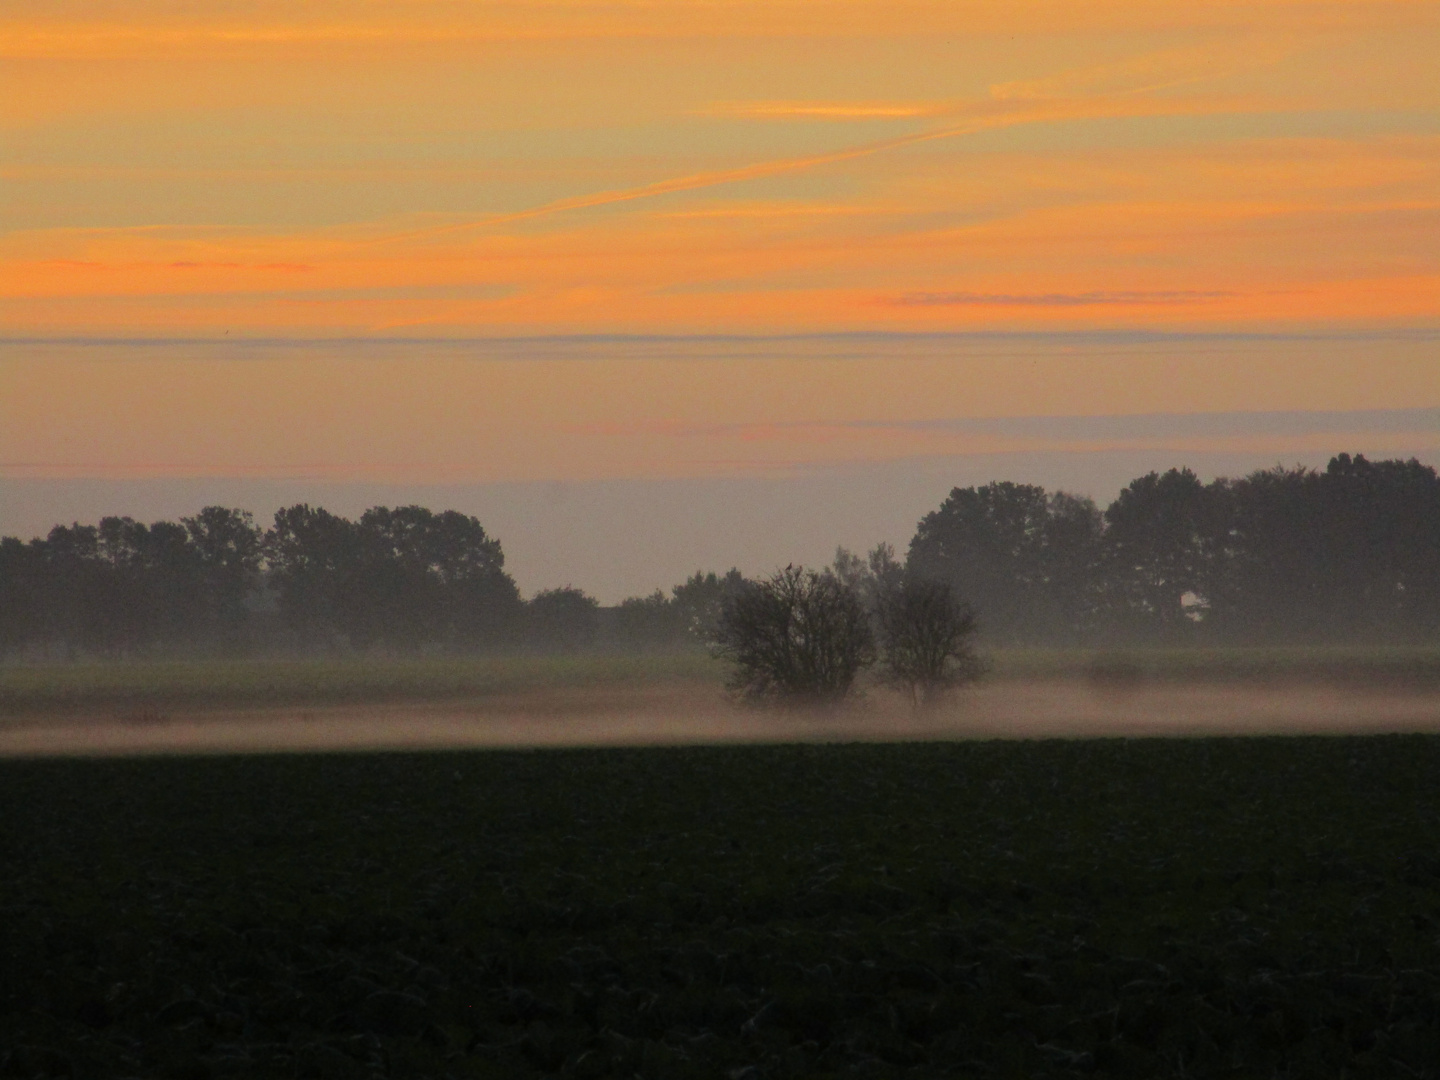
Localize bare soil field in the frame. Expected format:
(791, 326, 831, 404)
(3, 678, 1438, 757)
(9, 730, 1440, 1076)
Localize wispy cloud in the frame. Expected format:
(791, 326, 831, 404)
(373, 92, 1267, 244)
(990, 41, 1290, 101)
(573, 408, 1440, 449)
(888, 290, 1235, 307)
(701, 101, 943, 120)
(6, 1, 1432, 60)
(5, 329, 1437, 350)
(4, 11, 1435, 344)
(887, 408, 1440, 441)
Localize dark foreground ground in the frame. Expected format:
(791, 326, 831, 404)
(4, 738, 1440, 1079)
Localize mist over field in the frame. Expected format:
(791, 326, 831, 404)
(3, 450, 1438, 755)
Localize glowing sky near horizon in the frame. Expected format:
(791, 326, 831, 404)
(2, 0, 1439, 487)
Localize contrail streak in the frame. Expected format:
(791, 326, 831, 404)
(367, 96, 1200, 245)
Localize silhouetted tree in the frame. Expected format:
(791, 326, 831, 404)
(183, 507, 264, 642)
(877, 575, 984, 707)
(0, 537, 43, 656)
(1043, 492, 1107, 638)
(30, 523, 107, 654)
(263, 504, 519, 651)
(714, 566, 874, 706)
(527, 587, 600, 652)
(2, 459, 1436, 660)
(610, 590, 683, 650)
(99, 516, 208, 649)
(1203, 466, 1324, 641)
(0, 509, 262, 656)
(264, 505, 362, 647)
(1184, 456, 1440, 642)
(670, 569, 747, 645)
(353, 506, 519, 649)
(607, 569, 748, 651)
(1100, 468, 1217, 637)
(909, 483, 1103, 643)
(1319, 454, 1440, 638)
(832, 543, 905, 627)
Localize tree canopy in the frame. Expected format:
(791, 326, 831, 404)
(2, 454, 1436, 658)
(909, 456, 1440, 645)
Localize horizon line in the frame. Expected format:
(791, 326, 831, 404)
(4, 327, 1440, 350)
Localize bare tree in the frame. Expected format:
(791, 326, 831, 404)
(831, 542, 905, 625)
(714, 565, 874, 706)
(878, 575, 984, 707)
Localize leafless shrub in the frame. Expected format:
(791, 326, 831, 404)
(877, 575, 985, 707)
(714, 565, 874, 707)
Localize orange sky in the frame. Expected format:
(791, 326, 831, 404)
(2, 0, 1439, 489)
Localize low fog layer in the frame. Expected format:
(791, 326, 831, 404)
(4, 681, 1439, 758)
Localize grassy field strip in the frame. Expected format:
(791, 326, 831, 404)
(3, 647, 1440, 720)
(988, 644, 1440, 684)
(0, 653, 724, 717)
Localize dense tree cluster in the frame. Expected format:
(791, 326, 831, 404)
(607, 570, 748, 652)
(265, 505, 520, 651)
(0, 508, 266, 658)
(0, 505, 525, 657)
(910, 454, 1440, 644)
(1, 453, 1436, 659)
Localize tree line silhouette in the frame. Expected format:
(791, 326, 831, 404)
(908, 453, 1440, 645)
(1, 453, 1436, 659)
(0, 501, 741, 659)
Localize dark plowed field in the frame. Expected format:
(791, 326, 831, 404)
(4, 736, 1440, 1078)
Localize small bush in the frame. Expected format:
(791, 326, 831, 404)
(714, 565, 874, 706)
(877, 575, 984, 706)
